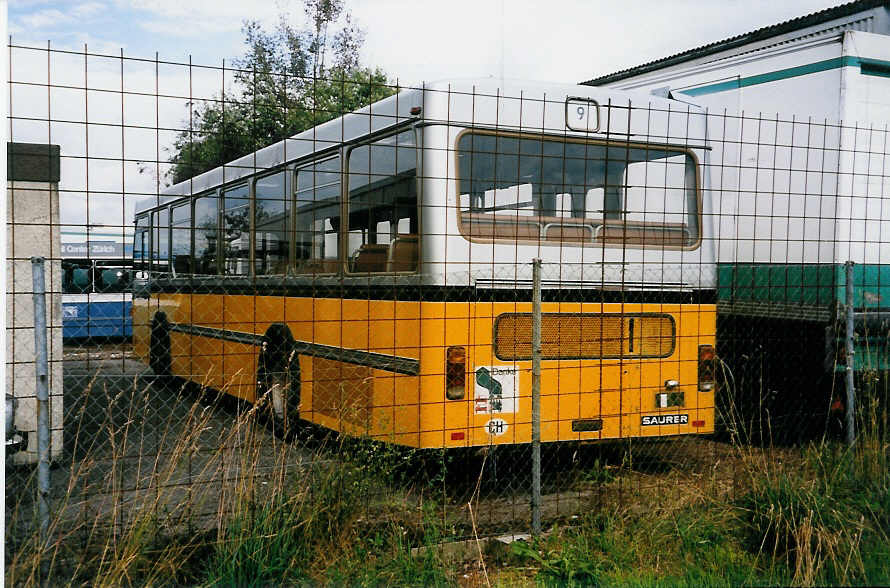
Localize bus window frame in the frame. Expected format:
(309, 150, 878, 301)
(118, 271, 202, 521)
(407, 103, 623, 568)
(219, 182, 251, 277)
(134, 213, 150, 276)
(170, 199, 193, 276)
(343, 126, 421, 276)
(453, 128, 703, 252)
(252, 167, 292, 276)
(191, 189, 222, 276)
(292, 153, 344, 276)
(150, 205, 172, 275)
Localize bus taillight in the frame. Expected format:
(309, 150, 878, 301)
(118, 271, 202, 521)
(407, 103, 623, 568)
(698, 344, 716, 392)
(446, 346, 466, 400)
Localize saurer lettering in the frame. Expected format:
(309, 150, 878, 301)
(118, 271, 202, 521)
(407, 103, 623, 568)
(641, 414, 689, 426)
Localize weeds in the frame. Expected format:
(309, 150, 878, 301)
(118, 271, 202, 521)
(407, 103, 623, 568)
(6, 371, 465, 586)
(508, 371, 889, 587)
(6, 361, 889, 586)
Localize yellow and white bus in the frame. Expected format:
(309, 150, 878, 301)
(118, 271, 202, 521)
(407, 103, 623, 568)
(132, 79, 716, 448)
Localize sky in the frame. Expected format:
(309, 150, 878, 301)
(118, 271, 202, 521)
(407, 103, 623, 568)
(9, 0, 848, 84)
(6, 0, 850, 230)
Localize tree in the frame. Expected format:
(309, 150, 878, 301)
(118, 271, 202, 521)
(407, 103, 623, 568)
(166, 0, 395, 185)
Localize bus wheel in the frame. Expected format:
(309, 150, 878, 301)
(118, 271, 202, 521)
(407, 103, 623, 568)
(256, 324, 301, 439)
(149, 311, 172, 377)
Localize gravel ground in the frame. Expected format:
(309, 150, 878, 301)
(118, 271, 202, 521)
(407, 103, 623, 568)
(7, 343, 312, 543)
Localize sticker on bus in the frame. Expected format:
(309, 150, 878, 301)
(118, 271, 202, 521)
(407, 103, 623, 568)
(474, 366, 518, 414)
(641, 414, 689, 426)
(485, 418, 509, 436)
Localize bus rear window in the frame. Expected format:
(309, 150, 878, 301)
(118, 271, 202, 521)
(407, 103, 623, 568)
(457, 133, 699, 248)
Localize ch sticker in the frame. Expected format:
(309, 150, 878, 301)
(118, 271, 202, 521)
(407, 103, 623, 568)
(486, 418, 508, 436)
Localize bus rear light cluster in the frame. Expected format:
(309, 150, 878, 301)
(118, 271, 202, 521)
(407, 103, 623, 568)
(698, 344, 716, 392)
(445, 346, 466, 400)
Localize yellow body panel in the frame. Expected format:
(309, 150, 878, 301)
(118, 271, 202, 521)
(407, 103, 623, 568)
(133, 294, 716, 448)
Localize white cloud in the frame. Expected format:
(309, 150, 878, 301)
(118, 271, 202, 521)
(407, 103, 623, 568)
(72, 2, 106, 18)
(17, 2, 107, 29)
(124, 0, 284, 36)
(19, 8, 69, 29)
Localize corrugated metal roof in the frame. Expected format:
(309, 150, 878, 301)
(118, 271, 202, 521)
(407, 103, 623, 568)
(582, 0, 889, 86)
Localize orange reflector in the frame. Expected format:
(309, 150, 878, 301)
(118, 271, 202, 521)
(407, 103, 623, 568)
(692, 420, 705, 427)
(698, 344, 716, 392)
(450, 432, 465, 440)
(446, 346, 466, 400)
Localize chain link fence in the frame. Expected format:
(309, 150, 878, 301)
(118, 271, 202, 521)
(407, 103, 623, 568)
(5, 41, 889, 582)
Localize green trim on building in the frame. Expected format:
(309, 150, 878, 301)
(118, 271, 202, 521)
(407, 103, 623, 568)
(718, 262, 890, 310)
(681, 56, 890, 97)
(717, 263, 838, 308)
(833, 263, 890, 310)
(718, 262, 890, 371)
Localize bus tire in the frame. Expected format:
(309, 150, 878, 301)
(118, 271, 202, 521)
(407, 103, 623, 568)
(256, 323, 301, 439)
(149, 311, 172, 377)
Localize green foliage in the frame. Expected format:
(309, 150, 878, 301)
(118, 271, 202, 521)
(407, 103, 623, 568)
(736, 441, 890, 585)
(575, 457, 616, 487)
(203, 462, 367, 586)
(511, 536, 605, 586)
(201, 437, 464, 586)
(508, 507, 765, 587)
(167, 0, 396, 185)
(325, 518, 453, 587)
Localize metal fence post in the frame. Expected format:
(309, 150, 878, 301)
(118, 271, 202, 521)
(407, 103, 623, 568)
(31, 256, 52, 569)
(531, 259, 542, 536)
(845, 260, 856, 446)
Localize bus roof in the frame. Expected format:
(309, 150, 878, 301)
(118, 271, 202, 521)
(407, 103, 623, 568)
(141, 79, 705, 214)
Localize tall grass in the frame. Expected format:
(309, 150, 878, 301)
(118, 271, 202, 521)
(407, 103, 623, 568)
(5, 372, 465, 586)
(508, 371, 889, 587)
(7, 363, 887, 586)
(733, 370, 890, 585)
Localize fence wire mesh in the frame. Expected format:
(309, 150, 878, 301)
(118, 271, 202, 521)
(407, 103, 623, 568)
(5, 41, 890, 582)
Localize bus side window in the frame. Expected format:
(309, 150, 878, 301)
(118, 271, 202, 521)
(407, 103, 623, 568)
(171, 202, 192, 276)
(134, 215, 149, 277)
(63, 261, 92, 294)
(222, 184, 250, 276)
(97, 267, 130, 293)
(295, 156, 341, 274)
(254, 171, 289, 275)
(194, 194, 219, 275)
(73, 267, 91, 292)
(346, 129, 417, 273)
(152, 208, 170, 275)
